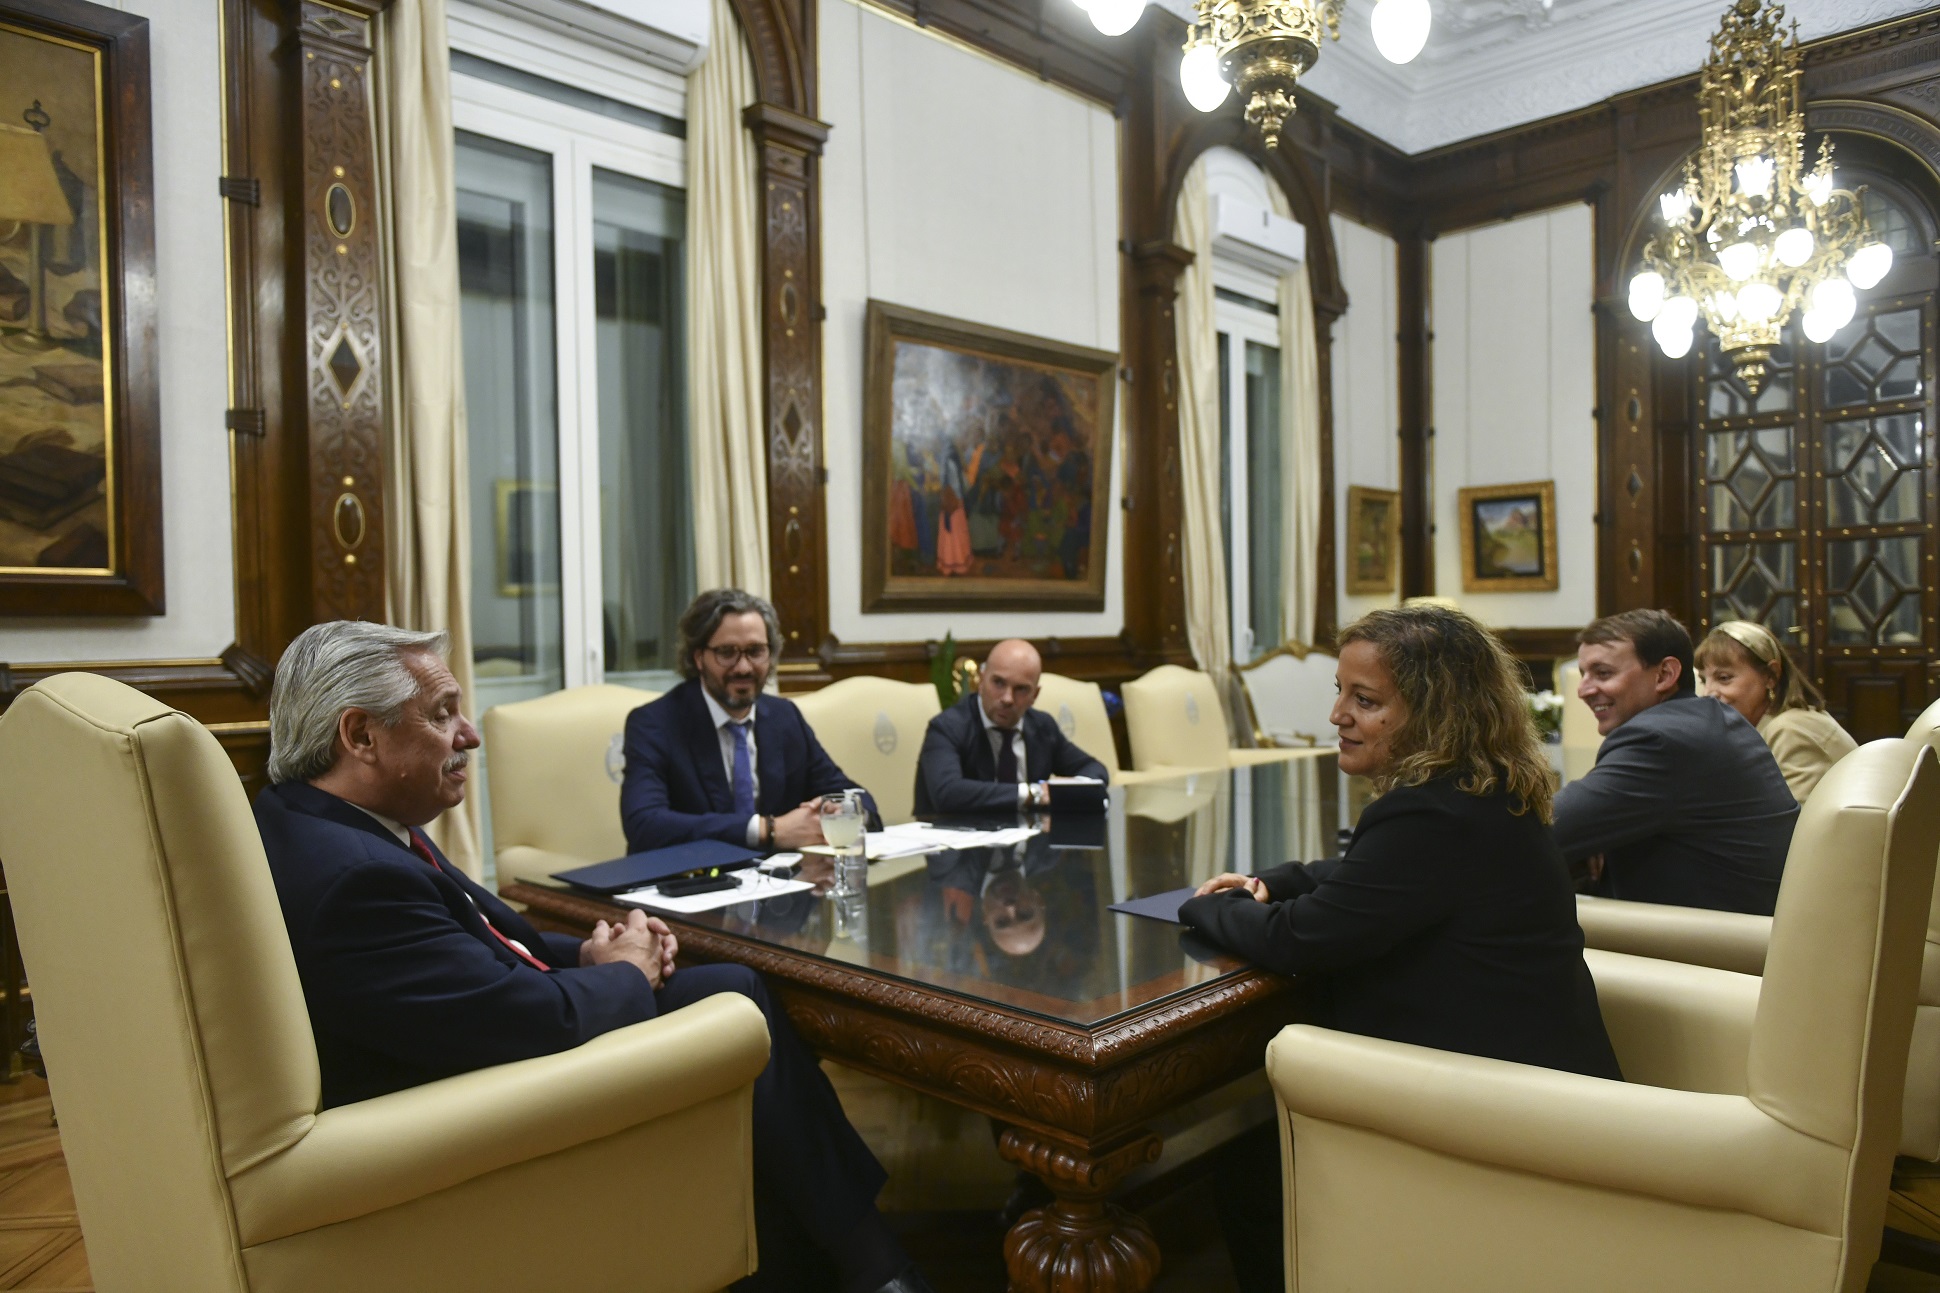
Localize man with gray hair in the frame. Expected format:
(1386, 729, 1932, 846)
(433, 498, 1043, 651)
(255, 620, 927, 1293)
(621, 588, 879, 853)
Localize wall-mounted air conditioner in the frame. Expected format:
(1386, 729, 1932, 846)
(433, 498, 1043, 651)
(466, 0, 709, 73)
(1211, 194, 1305, 277)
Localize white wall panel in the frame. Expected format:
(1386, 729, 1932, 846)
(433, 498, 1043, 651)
(820, 0, 1122, 644)
(1330, 215, 1400, 628)
(1431, 203, 1596, 630)
(0, 0, 235, 662)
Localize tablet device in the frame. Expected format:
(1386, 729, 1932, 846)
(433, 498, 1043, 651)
(1044, 781, 1109, 814)
(553, 839, 759, 895)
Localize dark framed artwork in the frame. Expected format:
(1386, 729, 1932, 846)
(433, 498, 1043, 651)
(1344, 485, 1399, 595)
(861, 301, 1116, 612)
(0, 0, 160, 614)
(1458, 480, 1559, 593)
(493, 479, 557, 598)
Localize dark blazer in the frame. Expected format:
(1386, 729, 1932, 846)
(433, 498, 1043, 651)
(913, 694, 1109, 817)
(621, 679, 878, 853)
(1552, 694, 1798, 916)
(255, 781, 656, 1109)
(1180, 775, 1622, 1081)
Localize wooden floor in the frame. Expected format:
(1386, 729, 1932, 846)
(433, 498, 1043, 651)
(5, 1064, 1940, 1292)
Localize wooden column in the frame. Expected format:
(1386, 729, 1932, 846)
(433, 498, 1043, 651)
(744, 103, 832, 671)
(1396, 228, 1432, 598)
(1125, 242, 1196, 667)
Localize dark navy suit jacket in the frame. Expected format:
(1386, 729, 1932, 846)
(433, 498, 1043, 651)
(255, 780, 656, 1108)
(620, 679, 878, 853)
(914, 694, 1108, 817)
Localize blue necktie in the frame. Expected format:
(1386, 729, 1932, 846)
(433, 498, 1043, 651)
(729, 721, 756, 817)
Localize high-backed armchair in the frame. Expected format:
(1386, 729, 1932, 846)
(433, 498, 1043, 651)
(1231, 644, 1338, 749)
(1268, 737, 1940, 1292)
(0, 674, 768, 1293)
(1555, 657, 1603, 782)
(1577, 704, 1940, 1160)
(1032, 672, 1174, 787)
(480, 683, 658, 885)
(1120, 664, 1310, 773)
(791, 676, 939, 825)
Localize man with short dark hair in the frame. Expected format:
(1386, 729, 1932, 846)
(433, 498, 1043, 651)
(1553, 608, 1798, 915)
(621, 589, 878, 853)
(255, 620, 927, 1293)
(913, 639, 1108, 816)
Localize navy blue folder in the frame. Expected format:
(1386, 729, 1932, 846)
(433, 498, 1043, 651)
(1108, 886, 1197, 924)
(552, 839, 759, 895)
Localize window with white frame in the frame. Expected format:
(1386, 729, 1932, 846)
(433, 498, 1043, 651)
(1215, 267, 1286, 664)
(452, 41, 695, 719)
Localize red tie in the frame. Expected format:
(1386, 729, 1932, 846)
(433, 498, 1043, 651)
(408, 828, 553, 973)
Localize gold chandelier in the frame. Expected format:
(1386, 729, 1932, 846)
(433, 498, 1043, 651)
(1627, 0, 1893, 391)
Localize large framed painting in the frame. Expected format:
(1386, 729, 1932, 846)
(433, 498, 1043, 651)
(1344, 485, 1399, 595)
(0, 0, 160, 615)
(862, 301, 1116, 612)
(1458, 479, 1559, 593)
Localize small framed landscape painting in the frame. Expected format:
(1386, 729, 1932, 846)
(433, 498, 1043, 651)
(0, 0, 161, 615)
(1458, 480, 1559, 593)
(861, 300, 1116, 613)
(1344, 485, 1399, 595)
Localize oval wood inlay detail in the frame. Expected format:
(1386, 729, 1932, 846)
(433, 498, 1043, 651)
(334, 492, 367, 550)
(779, 281, 800, 326)
(784, 516, 803, 562)
(326, 182, 355, 238)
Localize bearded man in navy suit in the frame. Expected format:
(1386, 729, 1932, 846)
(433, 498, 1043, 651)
(621, 589, 878, 855)
(254, 620, 927, 1293)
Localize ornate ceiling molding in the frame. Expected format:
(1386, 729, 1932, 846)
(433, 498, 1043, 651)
(1153, 0, 1936, 154)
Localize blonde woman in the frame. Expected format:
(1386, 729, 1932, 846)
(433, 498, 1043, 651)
(1181, 605, 1620, 1293)
(1696, 620, 1856, 803)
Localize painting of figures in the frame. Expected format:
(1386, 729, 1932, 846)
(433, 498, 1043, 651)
(0, 0, 160, 614)
(862, 301, 1116, 611)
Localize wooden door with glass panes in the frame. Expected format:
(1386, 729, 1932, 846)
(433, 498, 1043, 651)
(1696, 181, 1939, 742)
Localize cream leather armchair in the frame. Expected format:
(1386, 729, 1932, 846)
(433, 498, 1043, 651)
(1555, 657, 1603, 782)
(480, 683, 658, 886)
(1120, 664, 1308, 774)
(0, 674, 768, 1293)
(1032, 671, 1173, 787)
(1268, 737, 1940, 1293)
(791, 676, 939, 825)
(1577, 702, 1940, 1159)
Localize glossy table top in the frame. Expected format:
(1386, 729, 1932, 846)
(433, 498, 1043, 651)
(532, 756, 1366, 1032)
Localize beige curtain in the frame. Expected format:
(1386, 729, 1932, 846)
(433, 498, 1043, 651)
(1175, 157, 1231, 686)
(1269, 183, 1323, 647)
(687, 0, 770, 595)
(374, 0, 483, 877)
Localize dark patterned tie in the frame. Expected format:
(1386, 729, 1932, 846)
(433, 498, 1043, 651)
(729, 721, 757, 817)
(996, 728, 1019, 785)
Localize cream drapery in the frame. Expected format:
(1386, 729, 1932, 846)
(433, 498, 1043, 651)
(1268, 182, 1323, 647)
(374, 0, 483, 877)
(1174, 157, 1232, 686)
(687, 0, 770, 595)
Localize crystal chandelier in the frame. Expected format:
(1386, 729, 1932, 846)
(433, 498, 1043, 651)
(1074, 0, 1432, 151)
(1627, 0, 1893, 391)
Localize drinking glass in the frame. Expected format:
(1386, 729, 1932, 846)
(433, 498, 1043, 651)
(821, 789, 868, 897)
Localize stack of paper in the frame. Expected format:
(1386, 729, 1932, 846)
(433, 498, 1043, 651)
(616, 868, 813, 914)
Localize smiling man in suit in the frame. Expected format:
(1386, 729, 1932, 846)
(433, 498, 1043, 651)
(621, 589, 878, 855)
(914, 638, 1108, 817)
(255, 620, 927, 1293)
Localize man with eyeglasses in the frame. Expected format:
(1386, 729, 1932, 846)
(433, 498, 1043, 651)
(621, 588, 880, 853)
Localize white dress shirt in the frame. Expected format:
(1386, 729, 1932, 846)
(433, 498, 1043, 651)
(977, 697, 1033, 809)
(702, 688, 765, 846)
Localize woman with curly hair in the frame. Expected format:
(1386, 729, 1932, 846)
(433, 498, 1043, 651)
(1183, 604, 1620, 1292)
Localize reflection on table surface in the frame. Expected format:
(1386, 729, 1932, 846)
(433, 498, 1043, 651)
(654, 756, 1367, 1030)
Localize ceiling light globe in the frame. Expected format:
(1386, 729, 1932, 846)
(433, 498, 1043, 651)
(1814, 277, 1857, 330)
(1805, 170, 1834, 207)
(1847, 241, 1894, 290)
(1660, 189, 1691, 225)
(1180, 43, 1230, 112)
(1774, 227, 1814, 269)
(1802, 308, 1839, 344)
(1735, 281, 1782, 323)
(1069, 0, 1093, 12)
(1706, 291, 1739, 324)
(1719, 241, 1761, 281)
(1627, 271, 1666, 321)
(1658, 295, 1698, 335)
(1735, 156, 1776, 200)
(1088, 0, 1144, 37)
(1652, 314, 1695, 360)
(1370, 0, 1432, 65)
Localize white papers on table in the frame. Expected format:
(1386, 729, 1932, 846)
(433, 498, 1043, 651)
(616, 868, 813, 913)
(1047, 775, 1105, 784)
(800, 820, 1041, 859)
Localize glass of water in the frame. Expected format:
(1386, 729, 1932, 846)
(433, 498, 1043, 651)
(821, 789, 868, 897)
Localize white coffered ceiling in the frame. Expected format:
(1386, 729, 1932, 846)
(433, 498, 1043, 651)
(1149, 0, 1937, 154)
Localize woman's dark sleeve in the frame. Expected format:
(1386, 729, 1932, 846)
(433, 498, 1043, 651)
(1180, 798, 1462, 978)
(1253, 859, 1332, 903)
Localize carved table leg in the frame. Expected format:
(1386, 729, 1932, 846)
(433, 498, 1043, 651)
(997, 1125, 1163, 1293)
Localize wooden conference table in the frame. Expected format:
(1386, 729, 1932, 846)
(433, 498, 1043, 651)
(504, 755, 1360, 1293)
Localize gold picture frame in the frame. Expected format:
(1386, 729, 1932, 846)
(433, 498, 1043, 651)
(493, 479, 557, 597)
(1458, 480, 1559, 593)
(1344, 485, 1399, 595)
